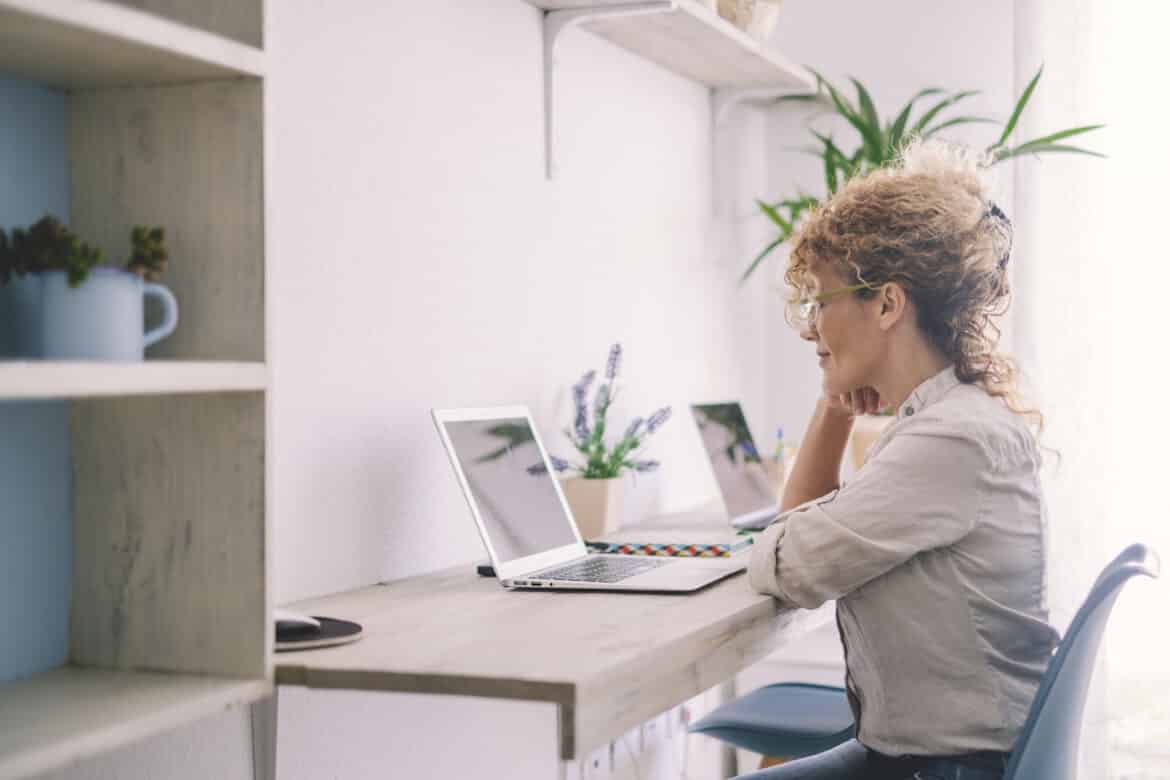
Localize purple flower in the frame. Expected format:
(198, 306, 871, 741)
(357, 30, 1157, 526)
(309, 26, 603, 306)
(594, 384, 610, 416)
(622, 417, 644, 440)
(526, 462, 548, 475)
(645, 406, 672, 434)
(572, 370, 595, 442)
(605, 343, 622, 381)
(549, 455, 571, 472)
(631, 459, 660, 472)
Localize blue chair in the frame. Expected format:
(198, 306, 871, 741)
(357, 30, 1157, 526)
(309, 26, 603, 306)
(1005, 543, 1159, 779)
(688, 681, 853, 761)
(690, 543, 1159, 773)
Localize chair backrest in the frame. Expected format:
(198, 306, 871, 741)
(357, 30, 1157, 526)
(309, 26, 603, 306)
(1004, 544, 1160, 780)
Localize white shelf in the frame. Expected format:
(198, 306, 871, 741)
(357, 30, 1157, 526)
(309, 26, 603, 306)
(528, 0, 812, 89)
(0, 0, 264, 89)
(0, 361, 268, 400)
(0, 667, 271, 780)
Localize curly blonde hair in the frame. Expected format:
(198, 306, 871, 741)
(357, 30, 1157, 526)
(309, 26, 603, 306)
(785, 139, 1040, 429)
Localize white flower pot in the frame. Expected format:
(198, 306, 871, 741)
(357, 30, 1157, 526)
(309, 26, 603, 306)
(560, 476, 624, 541)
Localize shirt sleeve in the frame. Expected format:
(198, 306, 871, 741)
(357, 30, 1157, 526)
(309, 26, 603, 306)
(747, 424, 987, 608)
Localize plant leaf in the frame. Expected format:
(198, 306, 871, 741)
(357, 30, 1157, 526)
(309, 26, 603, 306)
(921, 115, 998, 138)
(992, 142, 1106, 162)
(1003, 124, 1105, 151)
(757, 199, 792, 232)
(887, 87, 944, 154)
(910, 90, 981, 137)
(850, 77, 885, 160)
(993, 65, 1043, 149)
(740, 236, 784, 285)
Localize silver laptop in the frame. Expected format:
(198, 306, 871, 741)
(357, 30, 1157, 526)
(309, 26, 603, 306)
(432, 406, 747, 592)
(690, 402, 781, 530)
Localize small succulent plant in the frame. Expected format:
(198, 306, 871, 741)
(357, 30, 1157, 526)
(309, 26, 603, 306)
(126, 225, 168, 282)
(555, 343, 672, 479)
(0, 215, 169, 287)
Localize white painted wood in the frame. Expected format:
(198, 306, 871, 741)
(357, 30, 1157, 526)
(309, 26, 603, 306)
(249, 692, 278, 780)
(0, 361, 267, 400)
(274, 550, 832, 759)
(0, 666, 270, 780)
(528, 0, 813, 88)
(0, 0, 263, 89)
(108, 0, 262, 49)
(69, 80, 266, 362)
(70, 393, 268, 679)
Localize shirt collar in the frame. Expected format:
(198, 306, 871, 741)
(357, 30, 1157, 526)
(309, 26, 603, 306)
(896, 365, 960, 420)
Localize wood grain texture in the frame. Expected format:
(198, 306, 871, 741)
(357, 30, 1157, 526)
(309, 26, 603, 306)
(528, 0, 811, 88)
(275, 561, 831, 759)
(70, 393, 267, 678)
(69, 79, 265, 362)
(0, 361, 267, 400)
(109, 0, 262, 48)
(0, 666, 270, 780)
(0, 0, 263, 88)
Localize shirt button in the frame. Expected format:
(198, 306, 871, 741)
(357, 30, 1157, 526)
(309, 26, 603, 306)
(904, 406, 915, 417)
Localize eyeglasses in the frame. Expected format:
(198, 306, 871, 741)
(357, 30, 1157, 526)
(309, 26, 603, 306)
(797, 283, 873, 327)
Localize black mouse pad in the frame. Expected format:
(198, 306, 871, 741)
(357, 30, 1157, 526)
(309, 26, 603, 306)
(275, 616, 363, 652)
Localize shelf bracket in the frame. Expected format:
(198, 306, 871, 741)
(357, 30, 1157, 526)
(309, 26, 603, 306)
(710, 85, 815, 216)
(542, 1, 675, 179)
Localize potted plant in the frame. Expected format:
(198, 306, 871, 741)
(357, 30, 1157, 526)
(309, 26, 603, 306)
(740, 66, 1104, 282)
(0, 215, 178, 360)
(551, 343, 672, 540)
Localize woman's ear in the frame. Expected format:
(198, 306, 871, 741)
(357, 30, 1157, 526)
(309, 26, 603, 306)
(877, 283, 908, 331)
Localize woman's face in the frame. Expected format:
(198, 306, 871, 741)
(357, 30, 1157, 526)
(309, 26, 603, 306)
(800, 263, 885, 396)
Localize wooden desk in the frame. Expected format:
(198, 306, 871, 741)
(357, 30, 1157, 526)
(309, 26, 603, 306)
(273, 517, 831, 763)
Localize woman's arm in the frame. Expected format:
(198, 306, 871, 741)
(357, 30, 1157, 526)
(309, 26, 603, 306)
(780, 398, 854, 510)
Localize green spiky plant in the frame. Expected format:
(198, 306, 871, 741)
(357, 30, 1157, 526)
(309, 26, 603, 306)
(740, 66, 1104, 282)
(0, 215, 169, 287)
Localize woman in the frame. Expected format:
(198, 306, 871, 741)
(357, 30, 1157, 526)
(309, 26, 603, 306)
(743, 140, 1059, 780)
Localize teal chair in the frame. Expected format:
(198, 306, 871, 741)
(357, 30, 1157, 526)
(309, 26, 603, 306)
(688, 681, 853, 759)
(690, 543, 1158, 773)
(1004, 543, 1158, 779)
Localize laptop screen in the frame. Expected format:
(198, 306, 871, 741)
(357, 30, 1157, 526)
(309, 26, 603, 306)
(441, 417, 578, 564)
(690, 402, 777, 519)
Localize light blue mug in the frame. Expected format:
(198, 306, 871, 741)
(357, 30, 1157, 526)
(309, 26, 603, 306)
(39, 269, 179, 361)
(0, 274, 44, 358)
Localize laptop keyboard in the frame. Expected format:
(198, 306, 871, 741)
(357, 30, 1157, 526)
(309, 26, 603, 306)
(535, 555, 669, 584)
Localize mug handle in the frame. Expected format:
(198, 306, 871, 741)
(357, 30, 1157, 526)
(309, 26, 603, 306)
(143, 282, 179, 348)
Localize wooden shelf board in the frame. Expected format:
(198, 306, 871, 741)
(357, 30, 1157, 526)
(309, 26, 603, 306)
(0, 361, 268, 400)
(0, 666, 270, 780)
(528, 0, 813, 89)
(0, 0, 264, 89)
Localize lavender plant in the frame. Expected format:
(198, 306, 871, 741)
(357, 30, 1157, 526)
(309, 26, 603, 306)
(554, 343, 672, 479)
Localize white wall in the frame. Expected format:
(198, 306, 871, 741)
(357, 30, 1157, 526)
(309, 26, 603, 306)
(758, 0, 1016, 444)
(266, 0, 772, 607)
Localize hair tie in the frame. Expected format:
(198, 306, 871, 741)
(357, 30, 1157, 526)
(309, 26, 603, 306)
(984, 201, 1013, 271)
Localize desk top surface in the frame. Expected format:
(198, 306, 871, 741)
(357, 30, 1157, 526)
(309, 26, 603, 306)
(274, 508, 831, 758)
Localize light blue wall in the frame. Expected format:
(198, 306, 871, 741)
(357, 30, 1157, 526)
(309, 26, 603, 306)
(0, 76, 72, 683)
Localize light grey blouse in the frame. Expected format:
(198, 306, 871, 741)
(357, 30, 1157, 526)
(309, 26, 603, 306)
(748, 366, 1059, 756)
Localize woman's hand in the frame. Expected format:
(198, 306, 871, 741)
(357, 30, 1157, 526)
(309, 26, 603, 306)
(824, 386, 883, 418)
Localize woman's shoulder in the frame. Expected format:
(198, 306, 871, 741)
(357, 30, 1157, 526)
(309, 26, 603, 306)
(907, 382, 1038, 467)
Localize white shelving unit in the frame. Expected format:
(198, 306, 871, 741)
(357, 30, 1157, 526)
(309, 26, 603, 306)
(0, 1, 270, 777)
(0, 361, 267, 400)
(0, 0, 263, 87)
(525, 0, 815, 177)
(0, 670, 270, 780)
